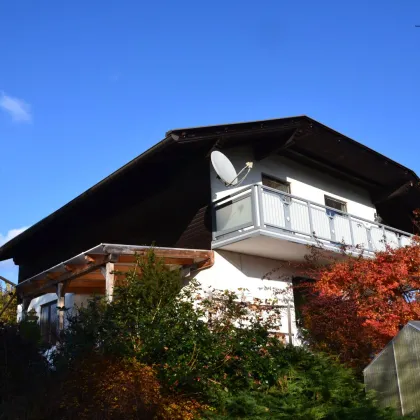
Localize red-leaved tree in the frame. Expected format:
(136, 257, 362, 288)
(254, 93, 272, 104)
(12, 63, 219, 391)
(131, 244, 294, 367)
(300, 239, 420, 370)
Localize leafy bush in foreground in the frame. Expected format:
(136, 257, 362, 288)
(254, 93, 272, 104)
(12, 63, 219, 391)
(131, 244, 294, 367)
(0, 315, 49, 419)
(51, 250, 398, 419)
(0, 250, 400, 419)
(299, 241, 420, 371)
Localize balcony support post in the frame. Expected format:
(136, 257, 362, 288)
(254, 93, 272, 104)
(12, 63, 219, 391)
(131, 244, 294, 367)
(258, 185, 265, 227)
(307, 201, 315, 239)
(366, 227, 374, 251)
(283, 198, 292, 231)
(348, 215, 355, 247)
(382, 225, 387, 248)
(328, 216, 336, 242)
(211, 202, 217, 241)
(252, 185, 260, 228)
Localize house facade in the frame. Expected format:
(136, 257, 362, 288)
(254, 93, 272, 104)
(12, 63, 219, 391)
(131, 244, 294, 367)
(1, 116, 419, 344)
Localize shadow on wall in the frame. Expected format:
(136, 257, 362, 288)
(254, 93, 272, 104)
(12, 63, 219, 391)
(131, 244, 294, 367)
(211, 145, 374, 210)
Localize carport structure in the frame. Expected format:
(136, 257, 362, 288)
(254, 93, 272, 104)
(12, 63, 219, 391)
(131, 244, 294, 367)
(17, 243, 213, 334)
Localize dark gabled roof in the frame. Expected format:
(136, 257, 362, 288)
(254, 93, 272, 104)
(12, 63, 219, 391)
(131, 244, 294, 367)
(169, 115, 418, 189)
(0, 115, 418, 262)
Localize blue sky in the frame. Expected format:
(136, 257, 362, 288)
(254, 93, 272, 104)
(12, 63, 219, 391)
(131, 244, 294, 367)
(1, 0, 420, 281)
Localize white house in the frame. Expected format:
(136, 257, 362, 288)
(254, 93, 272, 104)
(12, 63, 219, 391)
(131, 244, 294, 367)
(1, 116, 418, 344)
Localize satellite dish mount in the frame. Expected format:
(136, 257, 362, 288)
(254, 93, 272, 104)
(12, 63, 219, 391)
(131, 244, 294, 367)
(211, 151, 253, 187)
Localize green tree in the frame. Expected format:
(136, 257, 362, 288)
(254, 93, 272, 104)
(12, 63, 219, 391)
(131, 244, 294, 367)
(0, 281, 17, 325)
(54, 250, 399, 419)
(0, 312, 49, 419)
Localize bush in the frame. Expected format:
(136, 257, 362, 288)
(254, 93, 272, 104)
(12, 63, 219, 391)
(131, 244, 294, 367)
(298, 241, 420, 371)
(45, 354, 206, 420)
(53, 250, 399, 419)
(0, 250, 400, 419)
(0, 317, 49, 419)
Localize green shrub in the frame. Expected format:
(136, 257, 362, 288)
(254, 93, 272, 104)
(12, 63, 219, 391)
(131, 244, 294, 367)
(0, 319, 49, 419)
(56, 250, 399, 419)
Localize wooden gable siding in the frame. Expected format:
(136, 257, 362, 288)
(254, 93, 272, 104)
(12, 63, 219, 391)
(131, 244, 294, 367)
(175, 204, 211, 250)
(17, 144, 212, 281)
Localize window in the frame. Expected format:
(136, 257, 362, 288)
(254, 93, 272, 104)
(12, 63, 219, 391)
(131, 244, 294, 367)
(262, 175, 290, 194)
(40, 300, 58, 345)
(324, 196, 347, 216)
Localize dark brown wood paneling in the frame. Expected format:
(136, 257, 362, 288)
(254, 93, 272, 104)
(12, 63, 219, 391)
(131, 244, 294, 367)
(17, 143, 213, 281)
(175, 205, 212, 249)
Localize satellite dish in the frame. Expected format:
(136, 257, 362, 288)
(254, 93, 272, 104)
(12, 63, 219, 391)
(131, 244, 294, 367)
(211, 151, 253, 187)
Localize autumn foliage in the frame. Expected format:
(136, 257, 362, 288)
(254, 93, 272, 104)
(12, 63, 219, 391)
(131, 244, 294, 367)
(301, 239, 420, 370)
(47, 355, 206, 420)
(1, 250, 401, 419)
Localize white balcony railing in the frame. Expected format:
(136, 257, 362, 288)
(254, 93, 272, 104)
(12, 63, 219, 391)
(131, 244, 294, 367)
(212, 184, 413, 253)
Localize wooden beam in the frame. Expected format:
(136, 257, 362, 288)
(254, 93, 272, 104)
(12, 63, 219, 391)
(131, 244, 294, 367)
(38, 287, 56, 294)
(47, 272, 62, 280)
(19, 280, 63, 295)
(64, 263, 97, 273)
(196, 252, 215, 270)
(65, 287, 105, 295)
(48, 269, 104, 281)
(111, 248, 212, 263)
(66, 279, 105, 288)
(116, 255, 139, 263)
(85, 254, 116, 264)
(84, 255, 95, 264)
(23, 282, 103, 297)
(116, 256, 195, 265)
(20, 256, 111, 299)
(113, 263, 141, 271)
(71, 272, 105, 281)
(18, 251, 212, 300)
(0, 276, 16, 288)
(24, 274, 103, 287)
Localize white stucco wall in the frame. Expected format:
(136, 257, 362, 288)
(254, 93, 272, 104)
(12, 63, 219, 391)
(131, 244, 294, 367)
(194, 250, 300, 344)
(211, 145, 376, 221)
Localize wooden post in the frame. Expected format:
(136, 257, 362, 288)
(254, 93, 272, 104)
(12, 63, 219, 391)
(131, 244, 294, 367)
(21, 297, 30, 321)
(56, 282, 65, 333)
(104, 262, 115, 302)
(287, 301, 293, 346)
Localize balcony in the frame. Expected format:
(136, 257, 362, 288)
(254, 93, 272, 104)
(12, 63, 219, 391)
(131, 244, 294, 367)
(212, 184, 413, 261)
